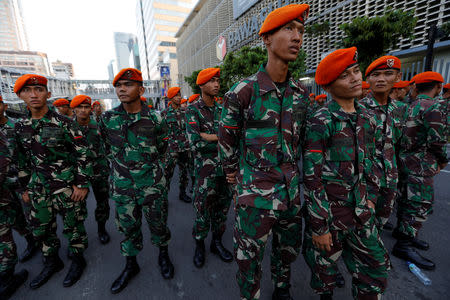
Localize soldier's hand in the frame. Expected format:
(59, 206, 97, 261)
(312, 232, 333, 252)
(200, 133, 218, 142)
(22, 191, 30, 203)
(367, 200, 375, 210)
(226, 171, 238, 184)
(71, 186, 88, 202)
(438, 162, 447, 172)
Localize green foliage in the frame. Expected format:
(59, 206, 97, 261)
(306, 21, 330, 36)
(339, 8, 417, 75)
(185, 46, 307, 96)
(441, 22, 450, 39)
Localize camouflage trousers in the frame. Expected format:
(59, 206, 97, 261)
(91, 177, 110, 223)
(192, 173, 232, 241)
(29, 187, 88, 257)
(396, 175, 434, 238)
(303, 215, 390, 298)
(0, 195, 32, 272)
(165, 150, 189, 192)
(234, 203, 302, 300)
(374, 186, 397, 228)
(112, 187, 171, 257)
(187, 151, 195, 188)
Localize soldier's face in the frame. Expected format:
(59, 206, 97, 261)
(74, 103, 92, 119)
(264, 20, 304, 63)
(201, 76, 220, 97)
(172, 93, 182, 105)
(0, 103, 6, 116)
(326, 64, 362, 100)
(114, 80, 144, 103)
(443, 89, 450, 99)
(362, 88, 370, 98)
(367, 69, 401, 94)
(93, 104, 102, 115)
(18, 85, 50, 109)
(181, 102, 187, 109)
(397, 87, 408, 100)
(57, 105, 70, 116)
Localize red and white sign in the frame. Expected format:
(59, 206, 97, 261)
(216, 36, 227, 61)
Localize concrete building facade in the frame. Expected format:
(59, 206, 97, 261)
(0, 50, 51, 75)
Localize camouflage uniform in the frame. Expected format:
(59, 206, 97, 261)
(79, 118, 110, 223)
(14, 108, 92, 257)
(396, 94, 448, 239)
(186, 97, 232, 241)
(161, 105, 190, 193)
(303, 99, 389, 298)
(98, 103, 171, 257)
(219, 65, 309, 300)
(436, 95, 449, 139)
(359, 95, 407, 226)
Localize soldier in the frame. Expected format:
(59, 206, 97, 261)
(315, 94, 327, 106)
(438, 83, 449, 139)
(0, 97, 38, 262)
(393, 71, 448, 270)
(309, 93, 316, 103)
(186, 68, 233, 269)
(98, 68, 174, 294)
(91, 100, 103, 121)
(181, 98, 188, 109)
(0, 128, 29, 299)
(13, 74, 92, 289)
(219, 4, 310, 299)
(361, 81, 371, 99)
(161, 87, 192, 203)
(389, 80, 410, 102)
(53, 98, 74, 118)
(360, 56, 408, 231)
(303, 47, 389, 300)
(70, 95, 110, 244)
(186, 94, 200, 191)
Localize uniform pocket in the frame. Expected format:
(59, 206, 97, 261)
(42, 126, 64, 147)
(244, 119, 279, 168)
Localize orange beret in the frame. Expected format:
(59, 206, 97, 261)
(14, 74, 48, 94)
(0, 95, 2, 102)
(140, 96, 147, 102)
(53, 98, 70, 107)
(309, 93, 315, 97)
(315, 47, 358, 86)
(181, 98, 188, 104)
(443, 83, 450, 90)
(113, 68, 143, 86)
(168, 101, 172, 106)
(365, 56, 401, 77)
(413, 71, 444, 84)
(315, 94, 327, 101)
(148, 104, 153, 108)
(259, 4, 310, 35)
(362, 81, 370, 89)
(392, 81, 410, 89)
(196, 68, 220, 85)
(188, 94, 200, 103)
(167, 87, 181, 99)
(92, 100, 101, 107)
(70, 95, 91, 108)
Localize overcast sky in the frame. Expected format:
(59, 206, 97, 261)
(22, 0, 137, 79)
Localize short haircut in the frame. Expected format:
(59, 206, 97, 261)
(416, 82, 438, 94)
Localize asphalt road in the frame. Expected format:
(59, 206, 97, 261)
(11, 152, 450, 299)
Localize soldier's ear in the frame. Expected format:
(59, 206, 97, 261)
(139, 86, 145, 96)
(396, 71, 402, 83)
(47, 91, 52, 99)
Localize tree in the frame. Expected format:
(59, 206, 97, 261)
(185, 46, 307, 96)
(339, 8, 417, 75)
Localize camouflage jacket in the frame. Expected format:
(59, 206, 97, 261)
(0, 118, 19, 189)
(219, 65, 309, 210)
(303, 99, 379, 236)
(161, 105, 189, 152)
(78, 118, 109, 179)
(0, 131, 10, 201)
(98, 102, 168, 189)
(436, 95, 449, 139)
(359, 95, 407, 188)
(14, 107, 92, 194)
(399, 94, 448, 178)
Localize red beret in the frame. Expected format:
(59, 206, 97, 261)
(113, 68, 143, 86)
(393, 81, 410, 89)
(168, 101, 172, 106)
(196, 68, 220, 85)
(315, 47, 358, 86)
(140, 96, 147, 102)
(14, 74, 48, 94)
(92, 100, 101, 107)
(0, 96, 2, 102)
(148, 104, 153, 108)
(167, 87, 181, 99)
(181, 98, 188, 104)
(188, 94, 200, 103)
(259, 4, 310, 36)
(444, 83, 450, 90)
(309, 93, 315, 97)
(365, 55, 401, 77)
(53, 98, 70, 107)
(70, 95, 91, 108)
(315, 94, 327, 101)
(362, 81, 370, 89)
(413, 71, 444, 84)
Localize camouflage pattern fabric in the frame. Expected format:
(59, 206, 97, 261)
(302, 99, 388, 297)
(98, 103, 171, 256)
(396, 94, 448, 238)
(164, 150, 189, 193)
(185, 96, 232, 240)
(436, 95, 449, 139)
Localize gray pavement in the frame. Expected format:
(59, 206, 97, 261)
(11, 160, 450, 299)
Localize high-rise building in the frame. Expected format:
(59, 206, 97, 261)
(0, 50, 51, 75)
(52, 60, 74, 79)
(136, 0, 197, 84)
(0, 0, 28, 51)
(114, 32, 140, 71)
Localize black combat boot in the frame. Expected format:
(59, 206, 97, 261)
(110, 256, 140, 294)
(193, 239, 205, 268)
(30, 254, 64, 289)
(272, 285, 293, 300)
(392, 229, 429, 250)
(210, 234, 233, 263)
(158, 246, 174, 279)
(392, 237, 435, 270)
(0, 268, 28, 299)
(19, 234, 39, 262)
(63, 253, 86, 287)
(320, 293, 333, 300)
(335, 272, 345, 288)
(179, 189, 192, 203)
(97, 222, 110, 245)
